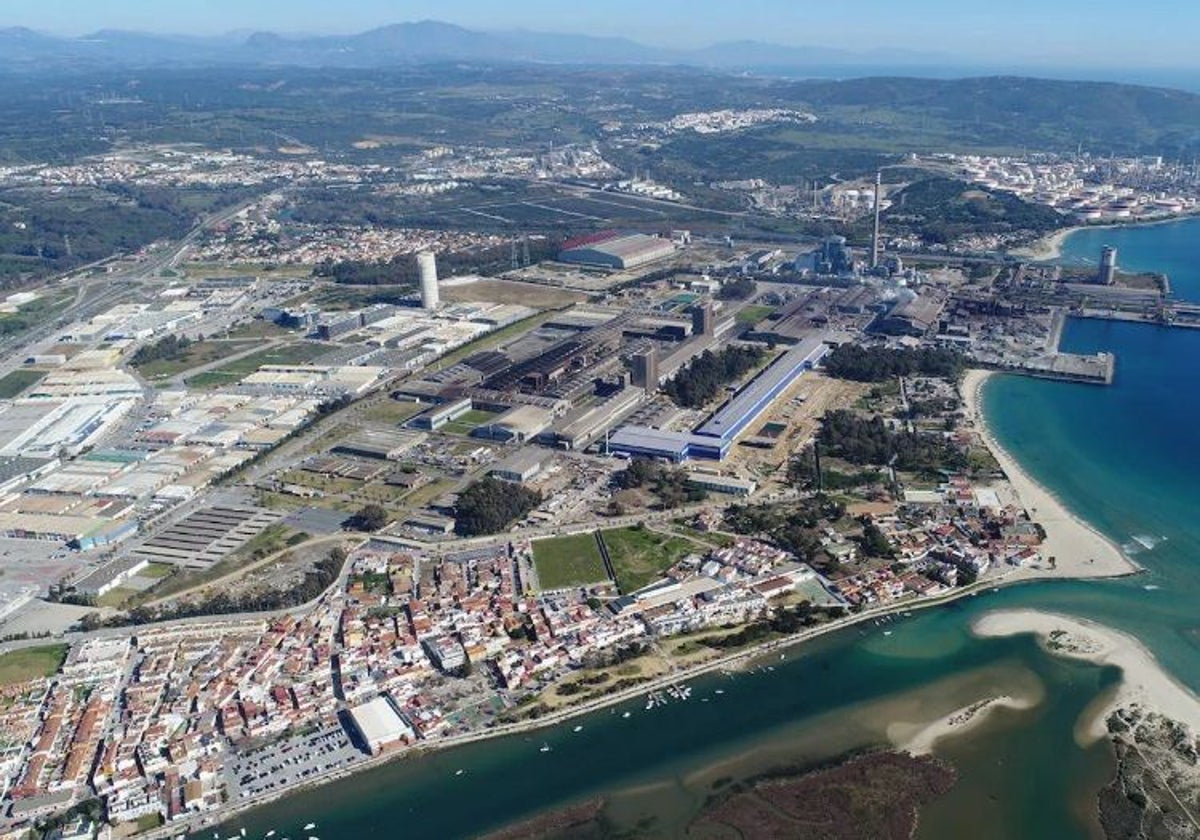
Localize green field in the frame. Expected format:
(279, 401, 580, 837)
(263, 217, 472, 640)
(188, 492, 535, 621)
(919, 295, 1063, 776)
(186, 342, 329, 389)
(736, 304, 776, 326)
(0, 369, 44, 399)
(532, 532, 609, 590)
(0, 644, 68, 685)
(401, 477, 458, 509)
(97, 587, 139, 609)
(224, 319, 296, 340)
(441, 409, 499, 436)
(140, 562, 175, 579)
(601, 527, 699, 593)
(133, 339, 260, 380)
(362, 399, 425, 425)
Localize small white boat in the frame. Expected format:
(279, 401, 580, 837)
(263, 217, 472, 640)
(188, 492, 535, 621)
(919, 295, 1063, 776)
(621, 711, 631, 718)
(573, 725, 583, 732)
(266, 833, 276, 838)
(539, 742, 551, 753)
(303, 826, 316, 832)
(455, 769, 465, 776)
(241, 831, 247, 839)
(883, 630, 893, 636)
(715, 689, 724, 695)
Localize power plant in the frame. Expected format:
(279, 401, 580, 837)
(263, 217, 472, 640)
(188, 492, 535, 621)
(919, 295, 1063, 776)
(418, 251, 440, 310)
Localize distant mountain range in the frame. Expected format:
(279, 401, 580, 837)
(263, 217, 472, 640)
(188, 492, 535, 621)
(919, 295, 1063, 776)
(0, 20, 957, 73)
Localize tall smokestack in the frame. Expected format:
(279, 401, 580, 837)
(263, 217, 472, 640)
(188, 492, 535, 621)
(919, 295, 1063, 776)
(871, 171, 882, 270)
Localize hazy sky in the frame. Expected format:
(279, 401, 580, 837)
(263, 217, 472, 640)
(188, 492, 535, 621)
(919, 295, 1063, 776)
(0, 0, 1188, 66)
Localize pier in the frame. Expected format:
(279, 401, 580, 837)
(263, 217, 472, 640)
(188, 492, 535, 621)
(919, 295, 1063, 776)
(996, 351, 1115, 385)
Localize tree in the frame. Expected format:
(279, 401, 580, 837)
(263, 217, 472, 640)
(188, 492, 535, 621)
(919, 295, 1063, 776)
(347, 504, 389, 532)
(818, 409, 967, 474)
(717, 277, 756, 300)
(454, 477, 542, 536)
(822, 344, 965, 383)
(662, 345, 765, 408)
(859, 521, 895, 558)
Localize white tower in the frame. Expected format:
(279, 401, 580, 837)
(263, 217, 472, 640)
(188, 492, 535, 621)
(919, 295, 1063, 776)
(418, 251, 439, 310)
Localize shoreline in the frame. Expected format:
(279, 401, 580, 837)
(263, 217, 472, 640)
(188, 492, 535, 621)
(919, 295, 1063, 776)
(155, 371, 1140, 839)
(160, 576, 1043, 840)
(971, 608, 1200, 745)
(1010, 226, 1079, 262)
(960, 368, 1140, 581)
(1009, 212, 1200, 262)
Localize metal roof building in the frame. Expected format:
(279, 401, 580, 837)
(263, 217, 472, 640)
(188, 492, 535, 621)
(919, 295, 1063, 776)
(558, 231, 675, 270)
(607, 335, 830, 463)
(694, 336, 830, 443)
(348, 696, 414, 755)
(490, 448, 549, 483)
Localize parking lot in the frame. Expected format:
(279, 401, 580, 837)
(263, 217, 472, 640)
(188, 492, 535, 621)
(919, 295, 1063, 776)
(227, 723, 365, 799)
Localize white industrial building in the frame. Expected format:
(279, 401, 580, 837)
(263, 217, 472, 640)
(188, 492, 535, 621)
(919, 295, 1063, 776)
(347, 696, 415, 755)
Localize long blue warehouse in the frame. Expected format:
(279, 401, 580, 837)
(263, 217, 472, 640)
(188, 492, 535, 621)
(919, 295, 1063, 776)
(607, 335, 830, 462)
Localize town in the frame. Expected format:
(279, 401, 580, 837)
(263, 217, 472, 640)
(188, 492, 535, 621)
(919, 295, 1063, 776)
(0, 58, 1194, 840)
(0, 189, 1096, 838)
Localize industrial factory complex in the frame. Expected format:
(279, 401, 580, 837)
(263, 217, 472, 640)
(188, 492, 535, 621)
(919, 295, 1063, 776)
(607, 335, 831, 461)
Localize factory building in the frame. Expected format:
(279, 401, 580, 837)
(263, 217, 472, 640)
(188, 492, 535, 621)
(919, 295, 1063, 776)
(332, 429, 424, 461)
(73, 555, 148, 596)
(558, 231, 675, 270)
(877, 295, 946, 337)
(262, 305, 321, 330)
(472, 405, 554, 444)
(630, 349, 659, 390)
(607, 336, 830, 462)
(693, 336, 831, 442)
(545, 386, 644, 451)
(237, 365, 383, 398)
(489, 448, 549, 483)
(409, 398, 473, 431)
(316, 313, 363, 341)
(816, 236, 853, 275)
(418, 251, 440, 310)
(685, 471, 757, 496)
(605, 427, 719, 463)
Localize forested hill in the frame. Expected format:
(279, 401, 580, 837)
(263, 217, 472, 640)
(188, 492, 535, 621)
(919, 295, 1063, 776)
(788, 76, 1200, 155)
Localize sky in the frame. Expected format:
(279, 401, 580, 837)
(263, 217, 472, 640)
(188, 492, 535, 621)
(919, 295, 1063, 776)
(0, 0, 1190, 67)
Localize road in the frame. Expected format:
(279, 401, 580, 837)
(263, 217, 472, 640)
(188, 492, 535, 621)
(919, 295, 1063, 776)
(0, 193, 271, 382)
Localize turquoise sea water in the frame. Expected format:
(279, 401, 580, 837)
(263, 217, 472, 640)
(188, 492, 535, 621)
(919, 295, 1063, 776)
(201, 218, 1200, 840)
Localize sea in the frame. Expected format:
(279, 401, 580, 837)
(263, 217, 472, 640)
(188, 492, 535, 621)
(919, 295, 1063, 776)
(201, 218, 1200, 840)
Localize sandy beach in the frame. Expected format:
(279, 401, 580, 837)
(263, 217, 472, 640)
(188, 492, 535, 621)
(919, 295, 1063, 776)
(973, 608, 1200, 744)
(895, 693, 1041, 755)
(1010, 227, 1079, 261)
(960, 368, 1139, 581)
